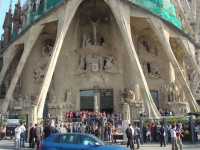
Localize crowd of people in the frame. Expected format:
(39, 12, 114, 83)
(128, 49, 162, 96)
(125, 122, 184, 150)
(5, 111, 199, 150)
(27, 111, 122, 149)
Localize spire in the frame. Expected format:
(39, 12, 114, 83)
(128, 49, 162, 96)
(3, 0, 13, 45)
(9, 0, 12, 12)
(13, 0, 22, 36)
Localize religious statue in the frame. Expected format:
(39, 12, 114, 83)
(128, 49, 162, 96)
(79, 55, 86, 71)
(82, 34, 93, 48)
(42, 39, 54, 57)
(121, 88, 136, 104)
(103, 56, 114, 71)
(33, 64, 46, 82)
(122, 102, 131, 122)
(86, 54, 100, 72)
(79, 53, 116, 73)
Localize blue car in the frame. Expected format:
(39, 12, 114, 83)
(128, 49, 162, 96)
(40, 133, 128, 150)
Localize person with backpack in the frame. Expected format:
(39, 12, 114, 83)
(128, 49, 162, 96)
(126, 124, 134, 150)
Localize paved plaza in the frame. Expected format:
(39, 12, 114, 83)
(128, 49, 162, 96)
(0, 139, 200, 150)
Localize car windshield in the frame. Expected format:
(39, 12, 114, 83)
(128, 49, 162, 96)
(54, 134, 77, 144)
(79, 134, 104, 146)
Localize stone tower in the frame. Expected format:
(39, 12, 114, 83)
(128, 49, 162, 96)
(13, 0, 22, 38)
(3, 3, 13, 46)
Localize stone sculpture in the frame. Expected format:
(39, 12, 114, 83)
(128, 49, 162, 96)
(104, 56, 114, 71)
(122, 102, 131, 122)
(42, 39, 54, 57)
(33, 64, 46, 82)
(79, 54, 115, 73)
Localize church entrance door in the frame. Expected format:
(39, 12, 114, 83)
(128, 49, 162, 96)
(80, 89, 113, 113)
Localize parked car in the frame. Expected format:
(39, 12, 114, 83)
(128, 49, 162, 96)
(41, 133, 128, 150)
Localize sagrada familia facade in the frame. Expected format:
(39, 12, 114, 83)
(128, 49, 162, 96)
(0, 0, 200, 123)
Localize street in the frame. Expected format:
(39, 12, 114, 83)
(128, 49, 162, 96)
(0, 139, 200, 150)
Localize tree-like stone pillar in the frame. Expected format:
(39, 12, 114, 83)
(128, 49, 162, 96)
(105, 0, 160, 118)
(1, 25, 44, 113)
(150, 18, 200, 112)
(36, 0, 83, 120)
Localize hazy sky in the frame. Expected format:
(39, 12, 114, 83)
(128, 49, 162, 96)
(0, 0, 27, 36)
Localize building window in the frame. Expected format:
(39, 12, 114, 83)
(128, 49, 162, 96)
(147, 63, 151, 73)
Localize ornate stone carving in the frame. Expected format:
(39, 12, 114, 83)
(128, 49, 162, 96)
(122, 102, 131, 122)
(103, 56, 114, 71)
(64, 88, 73, 111)
(165, 82, 181, 102)
(33, 64, 47, 82)
(82, 34, 93, 48)
(79, 54, 115, 73)
(41, 39, 54, 57)
(121, 87, 143, 120)
(86, 54, 100, 72)
(138, 36, 158, 56)
(121, 88, 136, 104)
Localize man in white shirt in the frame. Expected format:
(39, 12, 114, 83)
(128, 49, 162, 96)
(170, 124, 177, 150)
(15, 125, 22, 150)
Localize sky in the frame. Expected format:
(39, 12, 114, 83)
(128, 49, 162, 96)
(0, 0, 27, 36)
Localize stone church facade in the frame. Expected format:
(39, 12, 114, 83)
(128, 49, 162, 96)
(0, 0, 200, 123)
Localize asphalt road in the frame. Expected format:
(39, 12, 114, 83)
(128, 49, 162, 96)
(0, 139, 200, 150)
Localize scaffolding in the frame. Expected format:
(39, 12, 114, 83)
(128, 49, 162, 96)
(129, 0, 182, 29)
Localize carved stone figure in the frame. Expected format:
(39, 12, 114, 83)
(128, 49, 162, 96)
(86, 54, 100, 72)
(82, 34, 93, 48)
(121, 88, 136, 104)
(134, 84, 141, 101)
(103, 56, 114, 71)
(33, 64, 46, 82)
(79, 54, 116, 73)
(79, 55, 86, 71)
(167, 82, 181, 102)
(42, 39, 54, 57)
(122, 102, 131, 122)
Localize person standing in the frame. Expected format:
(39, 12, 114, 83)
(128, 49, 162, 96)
(29, 124, 35, 148)
(126, 124, 134, 150)
(160, 124, 166, 147)
(170, 124, 178, 150)
(43, 124, 51, 139)
(176, 124, 183, 150)
(15, 124, 22, 150)
(35, 124, 42, 150)
(134, 125, 141, 149)
(20, 123, 26, 148)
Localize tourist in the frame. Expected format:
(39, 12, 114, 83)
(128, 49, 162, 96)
(126, 124, 134, 150)
(35, 124, 42, 150)
(160, 123, 166, 147)
(15, 124, 21, 150)
(19, 123, 26, 148)
(29, 123, 36, 148)
(134, 125, 141, 149)
(176, 124, 183, 150)
(43, 124, 51, 139)
(146, 126, 151, 143)
(59, 123, 67, 134)
(170, 124, 178, 150)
